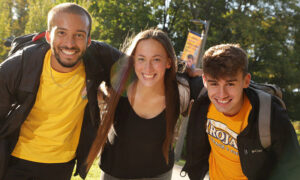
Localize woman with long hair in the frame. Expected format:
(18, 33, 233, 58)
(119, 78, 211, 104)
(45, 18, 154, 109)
(86, 28, 189, 179)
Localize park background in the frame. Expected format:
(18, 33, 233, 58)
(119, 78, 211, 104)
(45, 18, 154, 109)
(0, 0, 299, 179)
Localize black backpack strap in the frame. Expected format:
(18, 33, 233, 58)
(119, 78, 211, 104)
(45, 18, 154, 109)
(254, 89, 272, 149)
(8, 32, 46, 56)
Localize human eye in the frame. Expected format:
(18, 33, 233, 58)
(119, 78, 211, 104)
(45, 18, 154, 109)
(209, 82, 218, 86)
(227, 82, 235, 87)
(136, 57, 144, 62)
(75, 33, 85, 39)
(56, 30, 65, 36)
(153, 58, 161, 62)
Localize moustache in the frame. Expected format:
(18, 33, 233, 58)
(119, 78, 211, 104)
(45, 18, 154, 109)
(59, 46, 80, 52)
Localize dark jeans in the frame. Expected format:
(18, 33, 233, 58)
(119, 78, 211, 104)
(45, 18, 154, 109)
(4, 156, 75, 180)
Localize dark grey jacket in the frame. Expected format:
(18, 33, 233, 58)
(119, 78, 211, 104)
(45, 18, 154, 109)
(0, 40, 121, 179)
(183, 87, 300, 180)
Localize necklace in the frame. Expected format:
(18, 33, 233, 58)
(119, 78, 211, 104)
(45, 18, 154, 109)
(49, 60, 79, 88)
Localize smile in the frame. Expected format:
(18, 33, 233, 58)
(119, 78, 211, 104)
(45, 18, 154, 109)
(61, 48, 78, 56)
(216, 99, 231, 104)
(142, 73, 155, 79)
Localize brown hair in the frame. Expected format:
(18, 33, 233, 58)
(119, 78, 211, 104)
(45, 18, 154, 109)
(47, 3, 92, 36)
(85, 28, 180, 171)
(202, 43, 248, 79)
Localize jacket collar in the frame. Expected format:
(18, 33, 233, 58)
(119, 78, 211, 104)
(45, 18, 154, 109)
(19, 41, 105, 93)
(19, 42, 50, 93)
(197, 87, 260, 126)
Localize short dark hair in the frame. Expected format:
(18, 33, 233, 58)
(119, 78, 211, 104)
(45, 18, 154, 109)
(202, 44, 248, 79)
(187, 54, 194, 59)
(47, 3, 92, 36)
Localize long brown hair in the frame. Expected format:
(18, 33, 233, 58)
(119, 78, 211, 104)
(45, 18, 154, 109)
(85, 28, 180, 171)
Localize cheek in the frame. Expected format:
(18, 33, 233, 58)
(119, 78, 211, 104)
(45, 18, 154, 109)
(156, 64, 167, 74)
(77, 40, 88, 49)
(207, 91, 215, 101)
(134, 63, 143, 74)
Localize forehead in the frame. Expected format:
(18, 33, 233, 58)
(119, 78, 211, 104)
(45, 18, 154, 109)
(135, 39, 167, 56)
(205, 71, 244, 82)
(50, 12, 89, 33)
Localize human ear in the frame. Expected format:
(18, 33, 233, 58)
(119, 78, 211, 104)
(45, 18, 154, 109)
(243, 73, 251, 88)
(45, 30, 51, 43)
(166, 58, 171, 69)
(87, 36, 91, 47)
(202, 74, 208, 88)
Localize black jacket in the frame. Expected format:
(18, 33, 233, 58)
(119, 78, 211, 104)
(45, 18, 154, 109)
(183, 87, 300, 180)
(0, 40, 121, 179)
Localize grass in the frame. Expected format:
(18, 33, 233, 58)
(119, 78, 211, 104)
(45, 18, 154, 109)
(70, 158, 186, 180)
(292, 121, 300, 143)
(176, 159, 186, 167)
(71, 158, 101, 180)
(71, 122, 300, 179)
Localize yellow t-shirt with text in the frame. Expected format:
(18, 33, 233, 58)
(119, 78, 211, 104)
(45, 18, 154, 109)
(207, 94, 252, 180)
(12, 50, 88, 163)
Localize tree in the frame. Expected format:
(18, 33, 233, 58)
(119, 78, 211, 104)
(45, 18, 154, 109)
(88, 0, 157, 49)
(0, 0, 299, 119)
(25, 0, 54, 33)
(165, 0, 300, 119)
(11, 0, 29, 36)
(0, 0, 13, 61)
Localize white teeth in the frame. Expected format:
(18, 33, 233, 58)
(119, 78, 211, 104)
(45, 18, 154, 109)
(218, 100, 229, 104)
(62, 49, 75, 55)
(143, 74, 154, 78)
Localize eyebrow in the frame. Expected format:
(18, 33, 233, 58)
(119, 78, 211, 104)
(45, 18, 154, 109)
(207, 79, 237, 82)
(226, 79, 237, 82)
(56, 27, 87, 34)
(136, 54, 163, 57)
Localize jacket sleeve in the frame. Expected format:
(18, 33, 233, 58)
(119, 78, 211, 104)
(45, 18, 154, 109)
(0, 53, 22, 128)
(269, 97, 300, 180)
(182, 96, 211, 180)
(91, 41, 122, 86)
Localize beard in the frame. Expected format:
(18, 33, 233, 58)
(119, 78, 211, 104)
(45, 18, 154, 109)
(53, 46, 86, 68)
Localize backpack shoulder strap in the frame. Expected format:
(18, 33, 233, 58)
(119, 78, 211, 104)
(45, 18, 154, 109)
(254, 89, 272, 149)
(8, 32, 46, 56)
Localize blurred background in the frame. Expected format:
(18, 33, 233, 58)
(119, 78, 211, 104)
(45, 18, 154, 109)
(1, 0, 299, 120)
(1, 1, 299, 179)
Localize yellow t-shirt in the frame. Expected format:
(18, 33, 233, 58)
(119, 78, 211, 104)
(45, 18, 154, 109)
(207, 94, 252, 180)
(12, 50, 88, 163)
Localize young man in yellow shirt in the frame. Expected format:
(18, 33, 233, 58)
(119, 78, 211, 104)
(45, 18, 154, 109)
(0, 3, 121, 180)
(183, 44, 300, 180)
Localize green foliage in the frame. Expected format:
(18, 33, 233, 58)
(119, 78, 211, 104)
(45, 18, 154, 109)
(25, 0, 54, 33)
(0, 0, 299, 118)
(89, 0, 157, 49)
(71, 157, 101, 180)
(0, 0, 12, 61)
(11, 0, 29, 36)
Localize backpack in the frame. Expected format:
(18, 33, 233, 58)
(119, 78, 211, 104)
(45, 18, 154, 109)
(249, 81, 286, 149)
(174, 80, 286, 161)
(7, 32, 46, 57)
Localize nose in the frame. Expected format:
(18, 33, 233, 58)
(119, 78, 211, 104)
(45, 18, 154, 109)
(144, 61, 154, 72)
(218, 86, 229, 99)
(64, 35, 76, 48)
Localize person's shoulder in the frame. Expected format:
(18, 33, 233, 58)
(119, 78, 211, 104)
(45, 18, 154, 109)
(87, 40, 122, 61)
(89, 40, 119, 52)
(0, 50, 23, 72)
(1, 42, 48, 73)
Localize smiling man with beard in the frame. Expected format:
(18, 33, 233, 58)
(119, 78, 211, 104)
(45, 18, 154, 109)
(0, 3, 121, 180)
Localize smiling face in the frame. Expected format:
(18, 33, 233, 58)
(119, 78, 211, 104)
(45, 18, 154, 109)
(46, 12, 91, 72)
(133, 39, 171, 88)
(203, 71, 251, 116)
